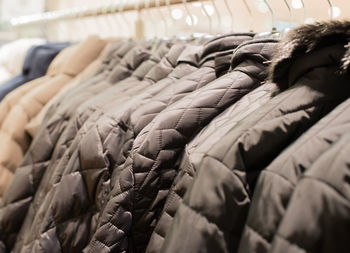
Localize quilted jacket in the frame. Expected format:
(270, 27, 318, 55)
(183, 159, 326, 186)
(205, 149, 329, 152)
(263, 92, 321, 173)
(25, 41, 114, 138)
(8, 33, 249, 253)
(268, 129, 350, 253)
(84, 35, 282, 253)
(55, 34, 252, 189)
(29, 40, 125, 135)
(161, 21, 350, 253)
(238, 21, 350, 253)
(0, 41, 147, 251)
(0, 36, 106, 195)
(146, 39, 279, 253)
(239, 94, 350, 253)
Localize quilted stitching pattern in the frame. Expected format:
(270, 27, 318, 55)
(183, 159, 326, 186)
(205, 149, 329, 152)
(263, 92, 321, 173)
(0, 45, 149, 251)
(161, 49, 350, 253)
(238, 95, 350, 253)
(0, 44, 193, 252)
(20, 60, 200, 252)
(86, 41, 275, 253)
(83, 62, 219, 253)
(270, 132, 350, 253)
(146, 81, 277, 253)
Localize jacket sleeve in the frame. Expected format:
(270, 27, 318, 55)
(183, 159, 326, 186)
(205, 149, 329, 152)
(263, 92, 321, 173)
(161, 68, 345, 253)
(86, 59, 268, 253)
(270, 132, 350, 253)
(146, 82, 277, 253)
(0, 77, 47, 126)
(238, 97, 350, 253)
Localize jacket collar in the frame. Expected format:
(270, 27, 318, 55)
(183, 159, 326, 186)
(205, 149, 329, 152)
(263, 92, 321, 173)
(199, 33, 255, 65)
(269, 20, 350, 91)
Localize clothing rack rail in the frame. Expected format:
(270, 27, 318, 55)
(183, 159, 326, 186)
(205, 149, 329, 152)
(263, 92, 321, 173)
(7, 0, 203, 27)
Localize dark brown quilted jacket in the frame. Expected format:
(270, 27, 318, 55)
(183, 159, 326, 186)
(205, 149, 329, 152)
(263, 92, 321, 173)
(0, 42, 151, 252)
(146, 39, 279, 253)
(238, 21, 350, 253)
(161, 21, 350, 253)
(84, 36, 279, 253)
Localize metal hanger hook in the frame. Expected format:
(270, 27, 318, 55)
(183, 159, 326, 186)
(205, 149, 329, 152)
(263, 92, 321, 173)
(327, 0, 334, 20)
(210, 0, 221, 34)
(200, 0, 212, 34)
(223, 0, 233, 32)
(263, 0, 275, 31)
(155, 0, 168, 37)
(242, 0, 253, 32)
(283, 0, 292, 28)
(183, 0, 194, 34)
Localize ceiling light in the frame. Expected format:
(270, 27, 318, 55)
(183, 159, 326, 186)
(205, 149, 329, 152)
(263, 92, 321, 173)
(291, 0, 303, 9)
(186, 15, 198, 26)
(201, 4, 214, 16)
(171, 8, 183, 20)
(328, 6, 341, 18)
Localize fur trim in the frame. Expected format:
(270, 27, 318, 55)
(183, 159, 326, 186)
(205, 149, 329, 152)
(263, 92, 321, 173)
(269, 20, 350, 91)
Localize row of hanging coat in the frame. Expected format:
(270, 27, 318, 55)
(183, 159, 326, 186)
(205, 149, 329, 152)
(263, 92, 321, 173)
(0, 0, 349, 252)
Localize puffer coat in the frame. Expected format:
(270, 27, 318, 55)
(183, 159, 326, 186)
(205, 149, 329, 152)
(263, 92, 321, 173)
(48, 41, 174, 155)
(0, 42, 191, 252)
(24, 41, 115, 138)
(146, 41, 278, 253)
(160, 21, 350, 253)
(2, 33, 252, 253)
(239, 23, 350, 253)
(268, 129, 350, 253)
(0, 36, 106, 195)
(0, 42, 150, 252)
(84, 36, 276, 253)
(239, 95, 350, 253)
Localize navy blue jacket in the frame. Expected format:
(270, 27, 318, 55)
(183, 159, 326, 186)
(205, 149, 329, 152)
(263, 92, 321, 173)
(0, 42, 69, 101)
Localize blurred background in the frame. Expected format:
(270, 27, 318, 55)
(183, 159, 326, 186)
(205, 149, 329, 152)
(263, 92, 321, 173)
(0, 0, 348, 41)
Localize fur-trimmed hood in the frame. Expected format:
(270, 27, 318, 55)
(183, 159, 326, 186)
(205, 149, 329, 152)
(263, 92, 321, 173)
(269, 20, 350, 91)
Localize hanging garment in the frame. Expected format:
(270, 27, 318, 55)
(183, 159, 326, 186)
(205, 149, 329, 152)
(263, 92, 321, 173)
(39, 40, 127, 123)
(238, 24, 350, 253)
(268, 130, 350, 253)
(0, 33, 253, 253)
(2, 42, 197, 253)
(160, 20, 350, 253)
(0, 42, 69, 101)
(24, 40, 114, 137)
(145, 39, 279, 253)
(0, 38, 45, 84)
(0, 36, 106, 195)
(85, 34, 278, 253)
(0, 41, 151, 252)
(238, 94, 350, 253)
(53, 34, 251, 205)
(41, 41, 174, 173)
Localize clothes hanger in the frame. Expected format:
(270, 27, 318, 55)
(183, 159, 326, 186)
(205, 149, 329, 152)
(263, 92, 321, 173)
(279, 0, 292, 38)
(210, 0, 221, 35)
(152, 0, 168, 51)
(179, 0, 195, 42)
(155, 0, 172, 43)
(192, 0, 214, 44)
(242, 0, 254, 32)
(118, 0, 132, 38)
(144, 0, 158, 40)
(253, 0, 279, 39)
(165, 0, 177, 41)
(223, 0, 234, 33)
(200, 0, 212, 35)
(300, 0, 306, 24)
(327, 0, 334, 20)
